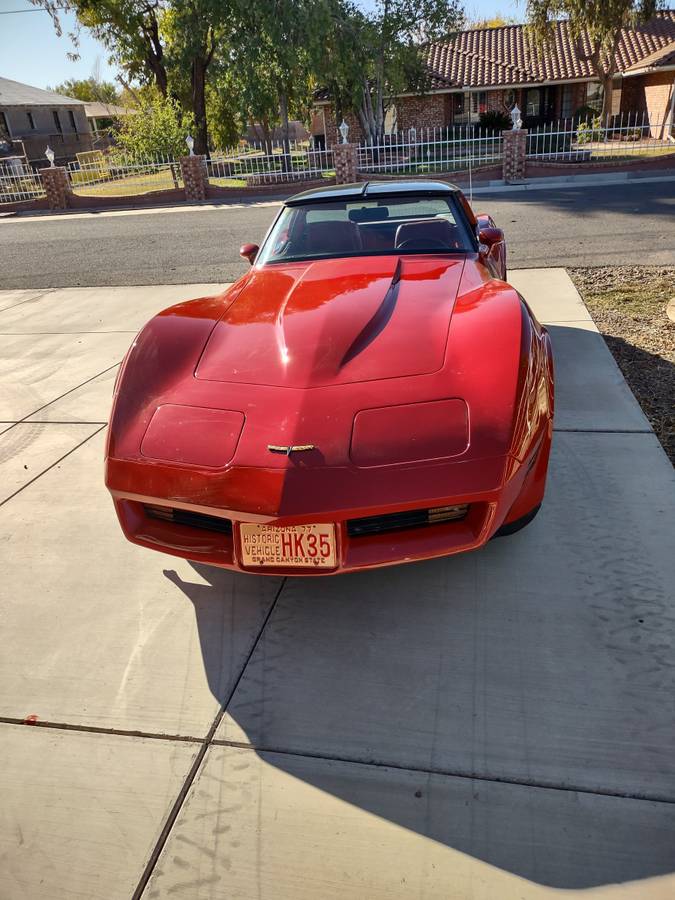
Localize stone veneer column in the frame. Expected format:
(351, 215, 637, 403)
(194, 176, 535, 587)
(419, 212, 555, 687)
(180, 154, 208, 201)
(333, 143, 358, 184)
(502, 129, 528, 183)
(41, 166, 71, 210)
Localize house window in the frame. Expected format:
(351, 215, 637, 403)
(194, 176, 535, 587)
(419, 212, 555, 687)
(68, 110, 76, 130)
(504, 90, 515, 110)
(561, 85, 574, 120)
(52, 110, 62, 133)
(472, 92, 487, 116)
(27, 111, 36, 130)
(453, 92, 487, 125)
(525, 89, 541, 118)
(586, 82, 604, 114)
(384, 104, 397, 135)
(0, 111, 9, 138)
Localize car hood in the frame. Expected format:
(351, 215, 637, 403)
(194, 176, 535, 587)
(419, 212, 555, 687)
(195, 255, 465, 388)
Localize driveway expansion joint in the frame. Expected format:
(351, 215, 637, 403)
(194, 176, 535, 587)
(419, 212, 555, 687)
(130, 575, 288, 900)
(205, 740, 675, 807)
(0, 424, 107, 508)
(0, 717, 204, 744)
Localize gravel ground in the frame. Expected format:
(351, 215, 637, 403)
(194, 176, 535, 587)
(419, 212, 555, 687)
(569, 266, 675, 465)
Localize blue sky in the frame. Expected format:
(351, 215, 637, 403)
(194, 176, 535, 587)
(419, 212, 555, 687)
(0, 0, 523, 91)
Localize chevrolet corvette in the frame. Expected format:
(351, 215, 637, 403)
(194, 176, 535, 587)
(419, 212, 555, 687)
(105, 181, 554, 574)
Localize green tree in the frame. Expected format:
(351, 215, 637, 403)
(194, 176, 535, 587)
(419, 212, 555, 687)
(231, 1, 331, 162)
(51, 76, 121, 104)
(34, 1, 238, 155)
(527, 0, 661, 120)
(32, 1, 171, 96)
(325, 0, 464, 145)
(161, 0, 237, 155)
(115, 95, 194, 157)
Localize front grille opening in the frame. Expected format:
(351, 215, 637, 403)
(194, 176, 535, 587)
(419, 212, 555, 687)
(144, 504, 232, 535)
(347, 504, 469, 537)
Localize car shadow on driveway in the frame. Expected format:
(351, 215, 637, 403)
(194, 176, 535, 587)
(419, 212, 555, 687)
(163, 513, 675, 893)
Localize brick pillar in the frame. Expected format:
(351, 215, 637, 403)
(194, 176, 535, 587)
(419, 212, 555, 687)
(41, 166, 71, 210)
(502, 129, 527, 183)
(180, 154, 208, 201)
(333, 143, 358, 184)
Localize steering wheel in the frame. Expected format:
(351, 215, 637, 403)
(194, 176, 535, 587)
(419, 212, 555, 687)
(396, 238, 449, 251)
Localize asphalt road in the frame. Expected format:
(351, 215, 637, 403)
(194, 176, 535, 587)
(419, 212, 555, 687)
(2, 180, 674, 289)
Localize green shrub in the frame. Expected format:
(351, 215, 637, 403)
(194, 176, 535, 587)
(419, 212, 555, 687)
(479, 109, 512, 132)
(576, 115, 604, 144)
(115, 97, 194, 159)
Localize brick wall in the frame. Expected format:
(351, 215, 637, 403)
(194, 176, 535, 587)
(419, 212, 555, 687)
(620, 72, 673, 135)
(396, 94, 447, 131)
(180, 154, 208, 201)
(40, 166, 71, 210)
(333, 143, 358, 183)
(642, 72, 674, 135)
(502, 129, 527, 182)
(325, 109, 363, 147)
(620, 77, 644, 114)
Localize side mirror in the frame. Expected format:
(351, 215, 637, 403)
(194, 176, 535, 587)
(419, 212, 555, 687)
(240, 242, 259, 265)
(478, 226, 503, 250)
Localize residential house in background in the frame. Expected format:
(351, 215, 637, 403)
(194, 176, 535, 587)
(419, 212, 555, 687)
(84, 101, 134, 149)
(316, 10, 675, 144)
(0, 77, 93, 164)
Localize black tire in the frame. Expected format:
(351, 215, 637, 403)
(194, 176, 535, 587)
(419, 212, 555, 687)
(492, 503, 541, 538)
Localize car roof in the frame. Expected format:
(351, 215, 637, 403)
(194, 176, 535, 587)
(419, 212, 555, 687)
(285, 181, 460, 206)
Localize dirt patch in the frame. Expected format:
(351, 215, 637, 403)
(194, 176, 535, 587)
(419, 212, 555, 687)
(568, 266, 674, 465)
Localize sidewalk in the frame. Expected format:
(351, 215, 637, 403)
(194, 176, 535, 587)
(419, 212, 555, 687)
(0, 272, 674, 899)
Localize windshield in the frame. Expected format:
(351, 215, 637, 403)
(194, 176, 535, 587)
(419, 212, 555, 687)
(256, 195, 474, 265)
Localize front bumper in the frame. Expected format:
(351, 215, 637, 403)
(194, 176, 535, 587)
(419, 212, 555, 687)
(106, 446, 542, 575)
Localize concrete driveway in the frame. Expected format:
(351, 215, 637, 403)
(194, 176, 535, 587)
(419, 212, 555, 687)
(0, 270, 674, 899)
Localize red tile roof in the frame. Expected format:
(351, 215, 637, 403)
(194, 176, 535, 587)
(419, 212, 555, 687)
(425, 10, 675, 89)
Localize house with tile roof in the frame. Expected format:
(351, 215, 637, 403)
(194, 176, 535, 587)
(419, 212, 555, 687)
(314, 10, 675, 144)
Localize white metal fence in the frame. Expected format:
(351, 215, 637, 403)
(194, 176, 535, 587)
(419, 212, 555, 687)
(208, 140, 334, 184)
(527, 112, 675, 163)
(3, 112, 673, 207)
(358, 127, 504, 176)
(66, 154, 183, 198)
(0, 161, 46, 203)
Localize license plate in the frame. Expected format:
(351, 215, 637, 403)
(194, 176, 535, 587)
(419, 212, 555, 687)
(239, 522, 337, 569)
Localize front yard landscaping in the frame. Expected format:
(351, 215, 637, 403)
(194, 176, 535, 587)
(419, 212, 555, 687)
(569, 266, 675, 465)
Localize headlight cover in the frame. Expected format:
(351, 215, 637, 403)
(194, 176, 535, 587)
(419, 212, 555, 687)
(350, 399, 469, 467)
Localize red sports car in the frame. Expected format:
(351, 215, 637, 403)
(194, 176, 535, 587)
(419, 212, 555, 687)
(106, 181, 554, 574)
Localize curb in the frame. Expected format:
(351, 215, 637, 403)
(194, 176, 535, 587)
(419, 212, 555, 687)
(470, 170, 675, 194)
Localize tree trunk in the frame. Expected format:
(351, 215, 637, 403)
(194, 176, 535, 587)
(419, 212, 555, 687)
(191, 57, 209, 156)
(279, 90, 292, 174)
(600, 74, 615, 124)
(149, 56, 169, 98)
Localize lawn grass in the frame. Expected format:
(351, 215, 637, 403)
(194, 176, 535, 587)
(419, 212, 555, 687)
(71, 168, 183, 197)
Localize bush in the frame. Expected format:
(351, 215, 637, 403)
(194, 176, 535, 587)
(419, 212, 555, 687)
(115, 97, 194, 159)
(479, 109, 512, 132)
(576, 115, 604, 145)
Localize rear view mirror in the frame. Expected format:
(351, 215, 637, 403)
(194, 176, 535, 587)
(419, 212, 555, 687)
(240, 242, 259, 265)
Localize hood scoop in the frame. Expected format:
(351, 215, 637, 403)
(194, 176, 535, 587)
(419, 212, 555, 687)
(195, 255, 464, 388)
